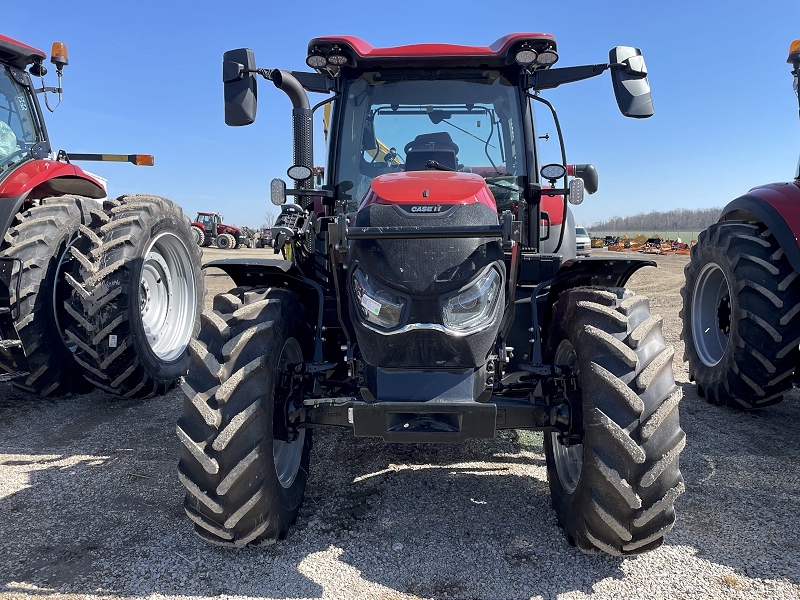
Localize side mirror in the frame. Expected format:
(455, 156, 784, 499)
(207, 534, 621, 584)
(609, 46, 654, 118)
(571, 164, 598, 194)
(223, 48, 257, 126)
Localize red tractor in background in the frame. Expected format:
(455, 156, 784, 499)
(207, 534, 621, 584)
(681, 39, 800, 409)
(0, 34, 202, 397)
(191, 211, 244, 249)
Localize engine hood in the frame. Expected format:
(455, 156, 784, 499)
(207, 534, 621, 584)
(360, 171, 497, 212)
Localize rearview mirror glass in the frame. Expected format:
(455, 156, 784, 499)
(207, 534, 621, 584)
(609, 46, 654, 118)
(223, 48, 257, 126)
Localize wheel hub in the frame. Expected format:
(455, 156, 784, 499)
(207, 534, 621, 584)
(691, 262, 731, 367)
(551, 339, 583, 495)
(273, 337, 305, 489)
(717, 296, 731, 335)
(137, 232, 197, 362)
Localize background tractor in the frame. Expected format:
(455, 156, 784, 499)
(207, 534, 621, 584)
(681, 40, 800, 409)
(191, 211, 244, 249)
(177, 33, 684, 555)
(0, 34, 202, 397)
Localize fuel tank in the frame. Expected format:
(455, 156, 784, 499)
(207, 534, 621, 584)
(347, 171, 505, 372)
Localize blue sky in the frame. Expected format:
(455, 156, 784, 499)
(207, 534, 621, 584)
(5, 0, 799, 228)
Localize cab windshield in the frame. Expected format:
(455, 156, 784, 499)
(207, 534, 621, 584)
(335, 69, 526, 211)
(0, 66, 40, 174)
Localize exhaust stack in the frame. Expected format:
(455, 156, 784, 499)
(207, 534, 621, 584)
(272, 70, 314, 204)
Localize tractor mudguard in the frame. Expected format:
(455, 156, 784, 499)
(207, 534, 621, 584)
(720, 182, 800, 276)
(0, 160, 106, 200)
(544, 256, 655, 311)
(0, 160, 107, 241)
(203, 258, 325, 361)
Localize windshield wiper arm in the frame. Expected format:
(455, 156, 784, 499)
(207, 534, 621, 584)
(425, 160, 455, 172)
(440, 119, 496, 149)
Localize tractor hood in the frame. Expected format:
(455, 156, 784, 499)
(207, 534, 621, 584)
(348, 170, 504, 369)
(359, 171, 497, 212)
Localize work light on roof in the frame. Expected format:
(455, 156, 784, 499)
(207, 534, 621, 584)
(536, 49, 559, 66)
(514, 45, 538, 66)
(326, 46, 348, 66)
(306, 47, 327, 69)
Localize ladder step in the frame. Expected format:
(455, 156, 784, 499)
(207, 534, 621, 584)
(0, 339, 23, 349)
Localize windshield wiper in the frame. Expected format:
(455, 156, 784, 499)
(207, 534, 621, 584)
(440, 118, 496, 149)
(425, 160, 455, 172)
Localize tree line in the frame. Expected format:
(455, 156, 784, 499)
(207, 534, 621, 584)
(590, 207, 723, 233)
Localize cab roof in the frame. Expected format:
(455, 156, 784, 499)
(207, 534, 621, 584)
(307, 33, 556, 71)
(0, 34, 45, 70)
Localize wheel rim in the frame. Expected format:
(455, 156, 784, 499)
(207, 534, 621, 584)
(53, 234, 81, 354)
(691, 261, 731, 367)
(274, 337, 305, 489)
(138, 232, 197, 361)
(551, 339, 583, 494)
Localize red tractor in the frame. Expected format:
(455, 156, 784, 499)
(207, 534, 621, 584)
(0, 34, 202, 397)
(681, 40, 800, 409)
(191, 211, 243, 249)
(177, 34, 684, 555)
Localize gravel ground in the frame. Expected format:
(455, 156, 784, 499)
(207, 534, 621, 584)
(1, 248, 799, 600)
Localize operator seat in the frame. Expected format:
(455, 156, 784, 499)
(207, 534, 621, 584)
(404, 132, 459, 172)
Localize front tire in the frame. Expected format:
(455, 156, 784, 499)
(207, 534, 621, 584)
(680, 221, 800, 408)
(544, 287, 685, 555)
(177, 287, 312, 546)
(215, 233, 235, 250)
(64, 194, 203, 397)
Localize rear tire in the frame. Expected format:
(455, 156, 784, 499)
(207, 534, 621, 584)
(680, 221, 800, 408)
(544, 286, 685, 555)
(191, 225, 204, 247)
(177, 286, 312, 546)
(64, 194, 203, 397)
(0, 196, 99, 396)
(216, 233, 235, 250)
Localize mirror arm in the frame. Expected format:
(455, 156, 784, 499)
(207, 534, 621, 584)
(527, 63, 609, 90)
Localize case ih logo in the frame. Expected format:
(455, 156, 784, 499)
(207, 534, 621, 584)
(410, 205, 443, 213)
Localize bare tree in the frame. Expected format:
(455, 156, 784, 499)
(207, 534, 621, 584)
(591, 207, 723, 233)
(262, 212, 276, 229)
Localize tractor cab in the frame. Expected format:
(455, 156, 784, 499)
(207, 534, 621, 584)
(0, 59, 43, 174)
(194, 211, 221, 234)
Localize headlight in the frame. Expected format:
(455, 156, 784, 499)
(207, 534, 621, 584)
(351, 267, 406, 329)
(441, 267, 502, 333)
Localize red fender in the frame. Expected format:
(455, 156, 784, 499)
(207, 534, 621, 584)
(721, 181, 800, 274)
(0, 159, 106, 200)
